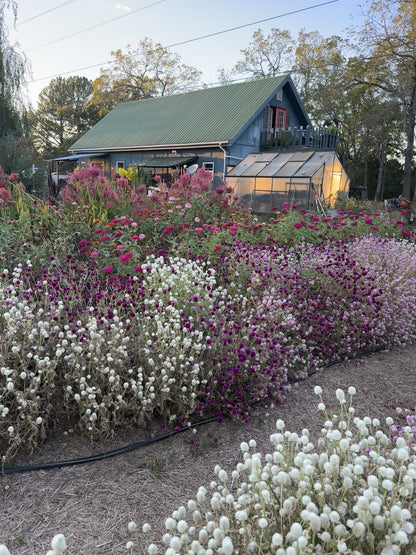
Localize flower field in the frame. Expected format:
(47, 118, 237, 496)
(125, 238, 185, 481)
(1, 166, 416, 554)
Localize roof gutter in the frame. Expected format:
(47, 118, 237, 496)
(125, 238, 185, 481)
(69, 141, 229, 155)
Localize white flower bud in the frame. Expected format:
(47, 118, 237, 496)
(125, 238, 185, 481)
(51, 533, 66, 551)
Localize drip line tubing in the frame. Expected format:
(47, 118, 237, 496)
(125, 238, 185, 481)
(1, 345, 387, 475)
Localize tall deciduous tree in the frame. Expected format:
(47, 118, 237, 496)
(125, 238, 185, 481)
(0, 0, 29, 135)
(351, 0, 416, 199)
(233, 28, 294, 79)
(30, 76, 99, 158)
(91, 38, 202, 117)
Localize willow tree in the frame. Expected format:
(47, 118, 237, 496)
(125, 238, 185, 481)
(0, 0, 28, 135)
(351, 0, 416, 199)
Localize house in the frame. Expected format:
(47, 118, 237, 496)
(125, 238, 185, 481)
(66, 75, 311, 180)
(64, 74, 348, 210)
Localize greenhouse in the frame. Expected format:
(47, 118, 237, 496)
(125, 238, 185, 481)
(226, 150, 349, 213)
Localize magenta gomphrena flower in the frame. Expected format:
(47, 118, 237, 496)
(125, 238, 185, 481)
(103, 266, 113, 274)
(162, 225, 174, 235)
(100, 235, 110, 242)
(365, 217, 373, 224)
(120, 252, 133, 263)
(90, 251, 99, 258)
(194, 227, 203, 234)
(294, 221, 303, 229)
(116, 245, 124, 251)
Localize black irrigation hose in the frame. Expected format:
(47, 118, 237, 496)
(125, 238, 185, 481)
(1, 345, 388, 475)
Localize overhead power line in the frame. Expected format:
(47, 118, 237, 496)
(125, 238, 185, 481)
(19, 0, 80, 25)
(27, 0, 170, 52)
(166, 0, 340, 49)
(29, 0, 341, 84)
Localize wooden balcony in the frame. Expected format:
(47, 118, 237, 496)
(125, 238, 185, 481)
(260, 126, 338, 152)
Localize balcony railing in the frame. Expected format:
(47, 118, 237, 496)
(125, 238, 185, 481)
(260, 126, 338, 151)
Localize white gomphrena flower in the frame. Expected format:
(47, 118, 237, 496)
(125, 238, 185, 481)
(125, 541, 134, 550)
(318, 403, 326, 411)
(258, 518, 268, 528)
(51, 534, 66, 552)
(276, 419, 285, 430)
(142, 523, 152, 533)
(397, 447, 409, 461)
(314, 386, 322, 395)
(373, 515, 385, 531)
(272, 533, 283, 546)
(170, 536, 182, 551)
(0, 546, 11, 555)
(382, 479, 394, 491)
(394, 530, 409, 545)
(222, 536, 234, 555)
(177, 520, 188, 533)
(321, 531, 331, 542)
(347, 386, 356, 395)
(147, 544, 158, 554)
(367, 475, 378, 488)
(165, 517, 176, 531)
(290, 522, 303, 539)
(249, 439, 257, 448)
(352, 522, 365, 537)
(240, 442, 249, 452)
(128, 521, 138, 532)
(390, 505, 402, 522)
(220, 516, 230, 533)
(386, 416, 394, 426)
(235, 509, 248, 521)
(335, 389, 345, 402)
(218, 469, 228, 482)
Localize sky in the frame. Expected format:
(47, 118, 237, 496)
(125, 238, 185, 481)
(6, 0, 366, 107)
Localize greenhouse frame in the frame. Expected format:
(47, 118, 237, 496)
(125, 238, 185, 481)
(226, 150, 350, 213)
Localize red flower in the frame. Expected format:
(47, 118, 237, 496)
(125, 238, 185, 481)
(294, 221, 303, 229)
(103, 266, 113, 274)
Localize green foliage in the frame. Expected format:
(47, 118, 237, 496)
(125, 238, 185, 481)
(90, 38, 202, 117)
(30, 76, 100, 158)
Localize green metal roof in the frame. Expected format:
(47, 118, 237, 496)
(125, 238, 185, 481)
(69, 76, 288, 152)
(144, 155, 197, 168)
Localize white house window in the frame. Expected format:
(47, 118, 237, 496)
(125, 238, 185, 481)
(203, 162, 215, 173)
(116, 161, 124, 171)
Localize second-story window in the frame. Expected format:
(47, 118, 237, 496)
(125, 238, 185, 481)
(276, 108, 287, 129)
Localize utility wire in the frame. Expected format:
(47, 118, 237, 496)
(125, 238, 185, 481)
(166, 0, 340, 49)
(18, 0, 80, 25)
(28, 0, 341, 80)
(27, 0, 170, 52)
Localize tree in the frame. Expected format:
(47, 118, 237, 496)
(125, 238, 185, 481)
(292, 30, 346, 116)
(0, 0, 28, 135)
(91, 38, 202, 117)
(233, 28, 294, 79)
(350, 0, 416, 199)
(30, 76, 99, 158)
